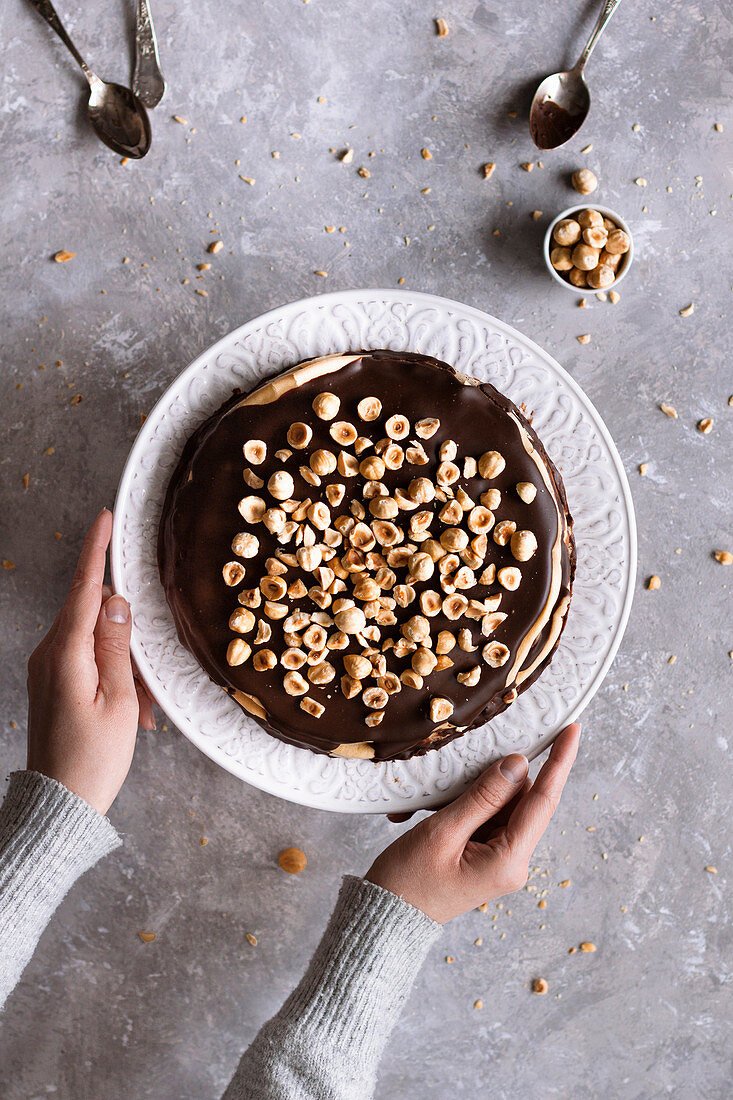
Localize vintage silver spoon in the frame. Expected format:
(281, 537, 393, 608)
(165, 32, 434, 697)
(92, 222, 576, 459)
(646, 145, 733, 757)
(27, 0, 151, 158)
(529, 0, 624, 150)
(133, 0, 166, 109)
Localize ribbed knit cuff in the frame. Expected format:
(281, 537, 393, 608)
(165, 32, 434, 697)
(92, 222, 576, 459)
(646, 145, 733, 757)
(225, 875, 442, 1100)
(285, 875, 441, 1051)
(0, 770, 121, 1009)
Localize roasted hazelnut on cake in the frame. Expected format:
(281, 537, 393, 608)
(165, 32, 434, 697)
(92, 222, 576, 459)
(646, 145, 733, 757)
(159, 350, 574, 761)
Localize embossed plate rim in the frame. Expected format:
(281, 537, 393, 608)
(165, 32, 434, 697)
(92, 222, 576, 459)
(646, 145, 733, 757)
(112, 289, 636, 812)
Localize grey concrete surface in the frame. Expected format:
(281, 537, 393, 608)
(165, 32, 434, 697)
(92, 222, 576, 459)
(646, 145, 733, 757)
(1, 0, 732, 1096)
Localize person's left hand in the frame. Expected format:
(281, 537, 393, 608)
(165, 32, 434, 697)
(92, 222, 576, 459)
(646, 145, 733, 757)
(26, 508, 155, 815)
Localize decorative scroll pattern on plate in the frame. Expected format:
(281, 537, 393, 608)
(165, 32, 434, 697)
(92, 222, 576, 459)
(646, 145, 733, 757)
(112, 291, 636, 813)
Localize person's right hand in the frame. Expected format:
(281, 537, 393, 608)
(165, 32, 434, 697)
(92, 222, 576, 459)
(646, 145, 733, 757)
(366, 723, 580, 923)
(26, 508, 154, 815)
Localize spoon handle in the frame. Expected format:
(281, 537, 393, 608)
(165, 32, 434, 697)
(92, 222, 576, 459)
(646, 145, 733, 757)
(26, 0, 91, 78)
(133, 0, 166, 108)
(574, 0, 623, 74)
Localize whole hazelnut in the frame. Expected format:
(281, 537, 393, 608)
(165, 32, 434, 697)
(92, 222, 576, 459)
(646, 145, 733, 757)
(587, 265, 616, 289)
(552, 218, 582, 247)
(286, 422, 312, 449)
(357, 396, 382, 421)
(268, 470, 295, 501)
(550, 246, 573, 271)
(599, 249, 622, 271)
(582, 226, 608, 249)
(605, 228, 630, 255)
(571, 242, 600, 271)
(312, 392, 340, 420)
(568, 267, 587, 287)
(571, 168, 598, 195)
(577, 208, 603, 229)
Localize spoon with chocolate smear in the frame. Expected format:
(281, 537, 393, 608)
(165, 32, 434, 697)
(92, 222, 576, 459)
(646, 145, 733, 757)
(529, 0, 624, 150)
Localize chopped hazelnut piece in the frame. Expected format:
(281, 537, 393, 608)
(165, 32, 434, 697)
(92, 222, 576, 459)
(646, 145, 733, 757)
(223, 561, 246, 586)
(660, 403, 678, 419)
(429, 696, 454, 722)
(646, 574, 661, 590)
(283, 670, 308, 695)
(457, 665, 481, 688)
(531, 978, 548, 995)
(300, 697, 325, 718)
(483, 641, 510, 668)
(287, 422, 312, 449)
(714, 550, 733, 565)
(498, 566, 521, 591)
(697, 418, 713, 434)
(243, 440, 267, 465)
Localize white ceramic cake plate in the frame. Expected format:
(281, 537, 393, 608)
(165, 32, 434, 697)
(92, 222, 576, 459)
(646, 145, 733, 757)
(112, 290, 636, 813)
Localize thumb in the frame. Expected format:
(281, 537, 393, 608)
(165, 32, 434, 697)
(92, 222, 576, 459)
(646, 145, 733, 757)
(94, 595, 136, 704)
(432, 753, 529, 847)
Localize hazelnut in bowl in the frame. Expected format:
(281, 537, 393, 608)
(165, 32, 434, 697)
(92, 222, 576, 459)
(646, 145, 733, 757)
(543, 204, 633, 293)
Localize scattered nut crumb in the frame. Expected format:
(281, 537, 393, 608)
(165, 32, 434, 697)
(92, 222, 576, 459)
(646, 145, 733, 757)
(713, 550, 733, 565)
(435, 17, 449, 36)
(697, 417, 713, 434)
(2, 560, 16, 570)
(53, 250, 75, 263)
(473, 999, 483, 1010)
(314, 270, 328, 277)
(421, 148, 432, 160)
(138, 931, 156, 943)
(578, 298, 587, 308)
(668, 654, 676, 665)
(559, 879, 571, 888)
(704, 865, 718, 873)
(172, 115, 188, 124)
(278, 847, 307, 874)
(208, 240, 223, 254)
(445, 955, 454, 963)
(531, 210, 543, 220)
(679, 303, 695, 317)
(660, 403, 678, 419)
(634, 177, 647, 187)
(520, 162, 534, 172)
(474, 937, 483, 946)
(713, 123, 723, 132)
(70, 394, 83, 405)
(340, 149, 354, 163)
(580, 144, 593, 154)
(576, 334, 590, 344)
(609, 290, 620, 304)
(646, 575, 661, 590)
(358, 166, 371, 178)
(638, 463, 648, 475)
(239, 175, 256, 185)
(532, 978, 548, 994)
(580, 942, 596, 953)
(200, 837, 208, 846)
(246, 933, 258, 946)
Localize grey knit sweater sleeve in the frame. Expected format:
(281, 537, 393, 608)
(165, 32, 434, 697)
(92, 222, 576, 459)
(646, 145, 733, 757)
(0, 770, 121, 1010)
(224, 875, 442, 1100)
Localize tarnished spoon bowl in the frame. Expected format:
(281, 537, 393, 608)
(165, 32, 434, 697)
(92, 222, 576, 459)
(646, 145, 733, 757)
(87, 74, 151, 158)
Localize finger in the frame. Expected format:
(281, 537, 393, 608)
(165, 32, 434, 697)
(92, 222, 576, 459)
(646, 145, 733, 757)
(60, 509, 113, 642)
(431, 752, 530, 847)
(94, 594, 136, 705)
(505, 723, 581, 859)
(135, 677, 156, 730)
(469, 776, 533, 844)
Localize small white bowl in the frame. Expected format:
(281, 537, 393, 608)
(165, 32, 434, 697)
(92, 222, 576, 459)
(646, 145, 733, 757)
(543, 203, 634, 293)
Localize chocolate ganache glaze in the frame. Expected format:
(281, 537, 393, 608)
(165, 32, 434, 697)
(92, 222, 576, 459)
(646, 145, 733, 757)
(159, 350, 575, 761)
